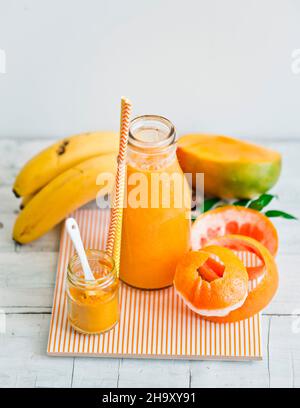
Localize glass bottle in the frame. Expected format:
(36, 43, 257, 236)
(120, 115, 191, 289)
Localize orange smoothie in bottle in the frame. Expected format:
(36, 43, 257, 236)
(120, 116, 191, 289)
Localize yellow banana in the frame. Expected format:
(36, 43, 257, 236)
(13, 131, 118, 197)
(19, 193, 36, 210)
(13, 154, 117, 244)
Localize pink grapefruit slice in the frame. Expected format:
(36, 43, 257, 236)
(192, 206, 278, 279)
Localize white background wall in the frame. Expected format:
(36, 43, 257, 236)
(0, 0, 299, 140)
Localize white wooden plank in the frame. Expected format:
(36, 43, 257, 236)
(1, 139, 300, 203)
(266, 141, 300, 204)
(1, 251, 298, 314)
(15, 227, 61, 253)
(265, 254, 300, 315)
(1, 167, 18, 187)
(4, 307, 51, 314)
(71, 358, 119, 388)
(0, 314, 297, 387)
(269, 316, 300, 387)
(0, 138, 53, 169)
(273, 213, 300, 255)
(0, 187, 20, 213)
(0, 314, 296, 388)
(2, 212, 299, 260)
(1, 188, 299, 257)
(189, 317, 269, 387)
(0, 139, 54, 187)
(0, 212, 60, 253)
(0, 138, 299, 388)
(1, 140, 299, 213)
(0, 213, 15, 252)
(0, 252, 57, 308)
(0, 314, 73, 388)
(117, 358, 190, 388)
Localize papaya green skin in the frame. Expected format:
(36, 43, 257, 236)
(177, 149, 282, 199)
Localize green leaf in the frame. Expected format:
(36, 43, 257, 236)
(191, 214, 198, 222)
(248, 194, 277, 211)
(265, 210, 297, 220)
(233, 199, 251, 207)
(203, 197, 221, 212)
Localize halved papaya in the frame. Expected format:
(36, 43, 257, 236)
(177, 134, 281, 198)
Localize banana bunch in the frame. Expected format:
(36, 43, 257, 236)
(13, 131, 118, 244)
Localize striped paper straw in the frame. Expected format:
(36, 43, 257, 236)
(106, 97, 132, 275)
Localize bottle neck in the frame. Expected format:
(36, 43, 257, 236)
(127, 115, 177, 171)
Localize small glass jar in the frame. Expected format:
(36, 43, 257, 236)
(66, 249, 119, 334)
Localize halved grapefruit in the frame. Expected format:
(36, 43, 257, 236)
(174, 246, 248, 317)
(192, 206, 278, 278)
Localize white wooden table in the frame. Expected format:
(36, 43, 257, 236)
(0, 137, 299, 388)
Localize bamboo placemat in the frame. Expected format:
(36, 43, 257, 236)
(47, 209, 262, 360)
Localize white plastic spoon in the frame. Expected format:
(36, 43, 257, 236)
(65, 217, 95, 281)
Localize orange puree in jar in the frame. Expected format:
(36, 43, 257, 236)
(120, 116, 191, 289)
(66, 250, 119, 334)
